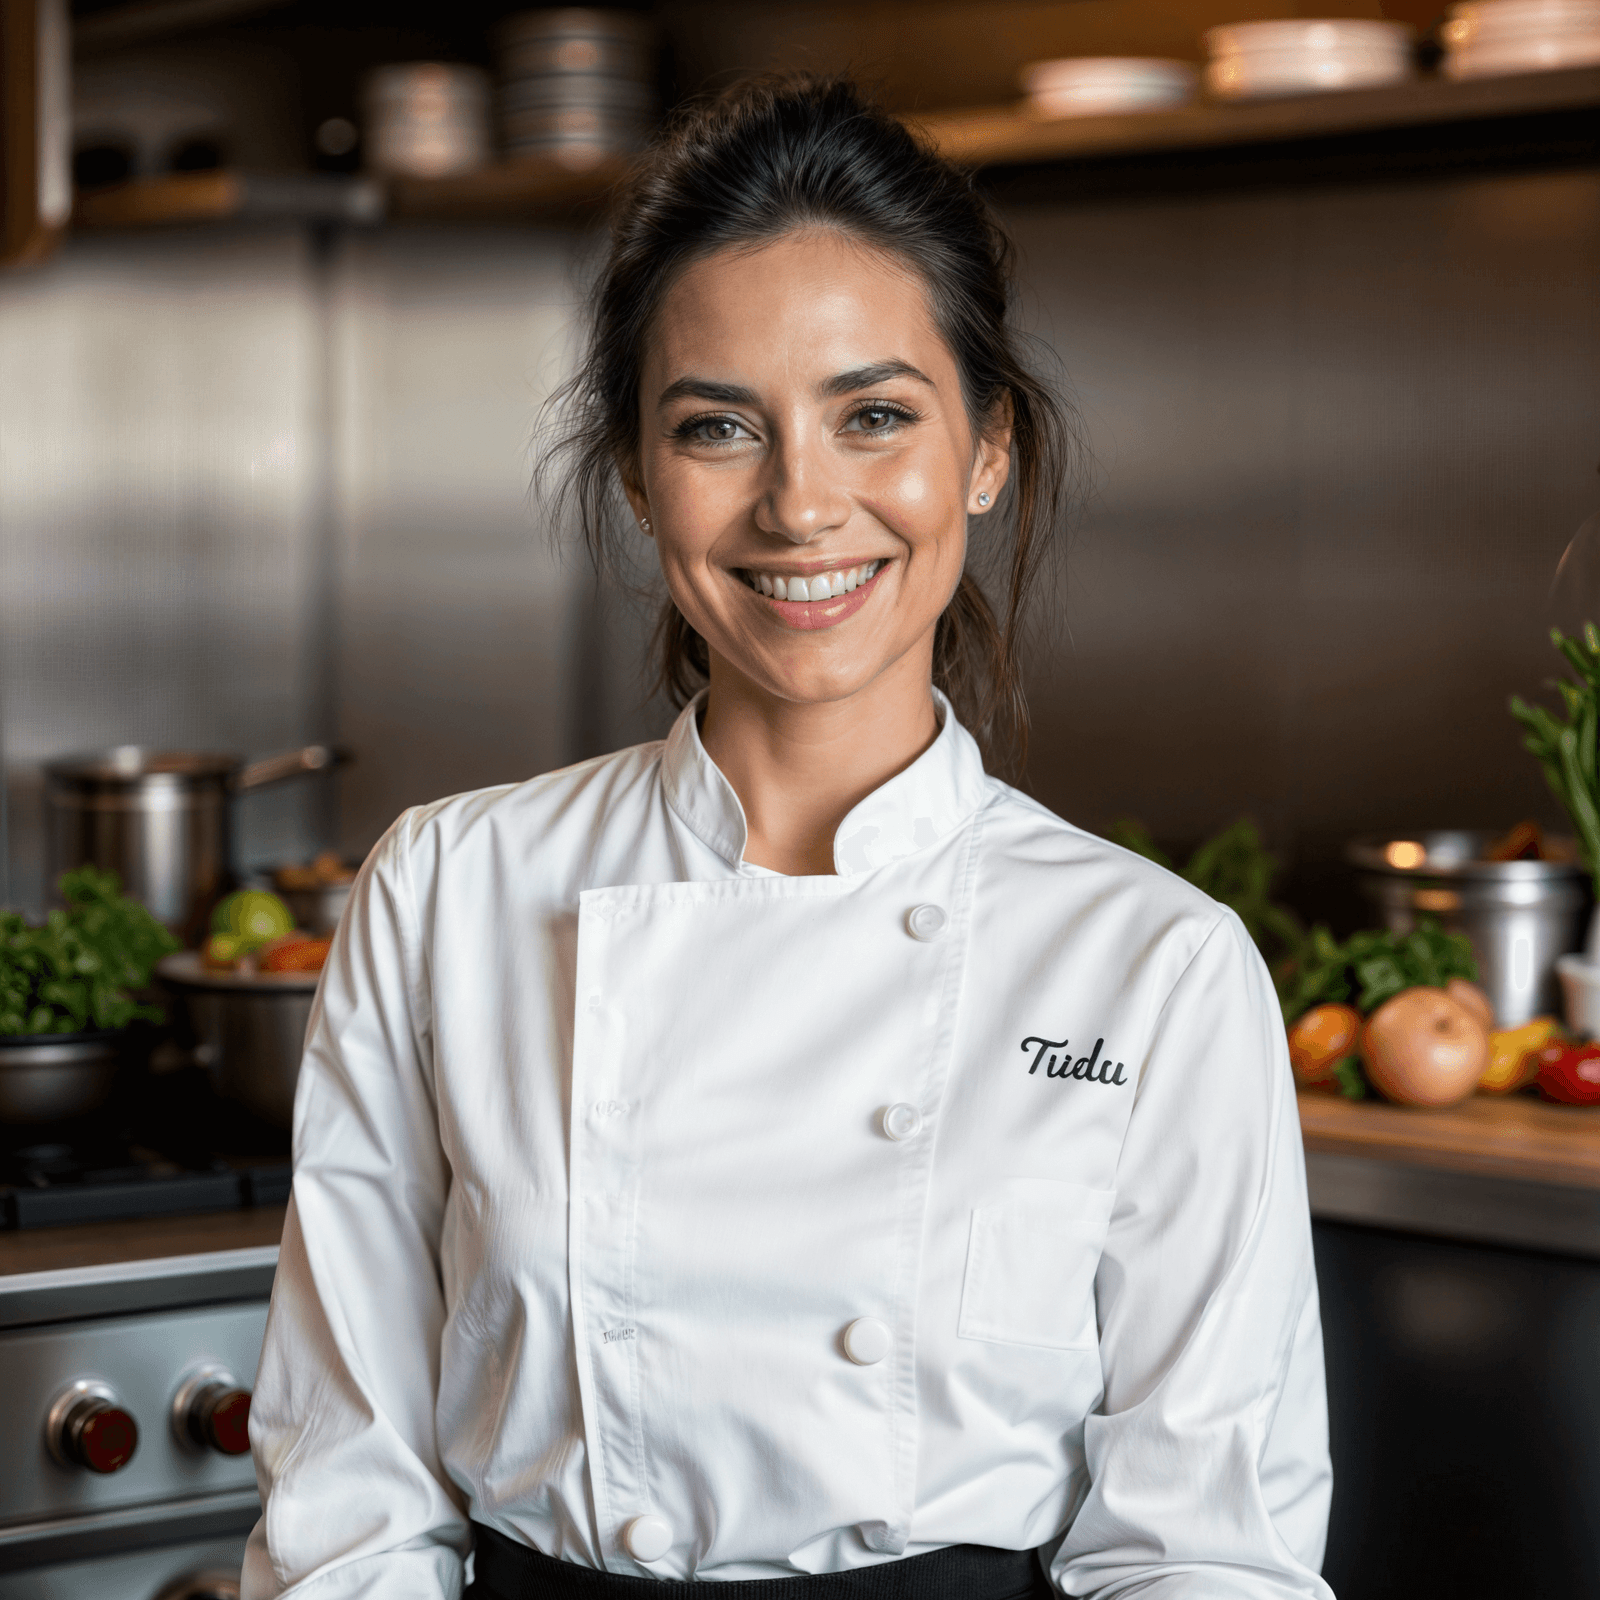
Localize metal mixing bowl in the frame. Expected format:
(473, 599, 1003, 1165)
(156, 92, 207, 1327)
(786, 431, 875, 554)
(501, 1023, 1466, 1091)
(0, 1034, 122, 1123)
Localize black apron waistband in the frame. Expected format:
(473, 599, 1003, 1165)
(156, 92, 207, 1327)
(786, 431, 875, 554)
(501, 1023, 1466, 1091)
(466, 1525, 1053, 1600)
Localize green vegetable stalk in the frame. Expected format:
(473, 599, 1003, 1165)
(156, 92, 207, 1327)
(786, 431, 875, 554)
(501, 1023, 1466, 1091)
(1511, 623, 1600, 900)
(0, 866, 179, 1036)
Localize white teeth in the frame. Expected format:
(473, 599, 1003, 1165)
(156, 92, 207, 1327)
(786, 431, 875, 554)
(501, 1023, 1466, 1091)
(749, 561, 884, 601)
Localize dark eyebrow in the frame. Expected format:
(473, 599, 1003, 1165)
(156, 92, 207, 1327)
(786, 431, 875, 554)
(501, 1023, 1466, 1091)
(820, 360, 934, 397)
(657, 376, 759, 407)
(657, 360, 935, 410)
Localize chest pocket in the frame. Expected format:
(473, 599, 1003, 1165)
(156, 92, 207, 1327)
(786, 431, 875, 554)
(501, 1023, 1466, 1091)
(958, 1178, 1115, 1352)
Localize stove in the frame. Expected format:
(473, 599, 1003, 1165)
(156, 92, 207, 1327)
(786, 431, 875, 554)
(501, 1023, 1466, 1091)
(0, 1072, 284, 1595)
(0, 1243, 275, 1596)
(0, 1067, 291, 1232)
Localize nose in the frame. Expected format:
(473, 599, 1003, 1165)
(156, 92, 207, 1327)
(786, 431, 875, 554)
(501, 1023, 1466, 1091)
(753, 426, 851, 546)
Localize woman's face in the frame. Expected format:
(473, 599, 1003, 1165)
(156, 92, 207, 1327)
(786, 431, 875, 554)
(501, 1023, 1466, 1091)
(626, 230, 1011, 709)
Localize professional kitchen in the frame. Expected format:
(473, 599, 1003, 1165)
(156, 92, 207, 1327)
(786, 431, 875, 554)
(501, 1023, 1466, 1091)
(1, 2, 1598, 1597)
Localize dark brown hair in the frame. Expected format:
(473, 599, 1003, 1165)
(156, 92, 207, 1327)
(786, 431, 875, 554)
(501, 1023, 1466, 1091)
(544, 73, 1082, 769)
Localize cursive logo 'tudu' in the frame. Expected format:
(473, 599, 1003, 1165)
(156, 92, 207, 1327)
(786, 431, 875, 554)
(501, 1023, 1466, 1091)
(1020, 1034, 1128, 1085)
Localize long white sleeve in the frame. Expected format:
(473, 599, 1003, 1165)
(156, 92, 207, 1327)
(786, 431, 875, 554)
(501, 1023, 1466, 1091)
(242, 816, 470, 1599)
(1053, 911, 1335, 1599)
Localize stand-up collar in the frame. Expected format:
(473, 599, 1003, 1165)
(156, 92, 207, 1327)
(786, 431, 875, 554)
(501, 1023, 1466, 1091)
(660, 690, 991, 878)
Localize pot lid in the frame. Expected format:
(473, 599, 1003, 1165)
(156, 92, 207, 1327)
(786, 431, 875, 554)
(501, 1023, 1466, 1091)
(44, 747, 241, 783)
(1346, 830, 1586, 879)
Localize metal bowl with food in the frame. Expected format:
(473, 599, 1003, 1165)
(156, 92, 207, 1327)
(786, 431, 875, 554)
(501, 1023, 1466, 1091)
(157, 953, 320, 1129)
(270, 852, 358, 936)
(1347, 829, 1589, 1026)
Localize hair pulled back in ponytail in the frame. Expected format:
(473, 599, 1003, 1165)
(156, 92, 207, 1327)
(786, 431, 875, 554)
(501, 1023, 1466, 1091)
(545, 73, 1082, 771)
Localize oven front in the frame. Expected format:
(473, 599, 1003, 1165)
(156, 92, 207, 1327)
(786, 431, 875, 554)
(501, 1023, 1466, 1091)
(0, 1248, 274, 1599)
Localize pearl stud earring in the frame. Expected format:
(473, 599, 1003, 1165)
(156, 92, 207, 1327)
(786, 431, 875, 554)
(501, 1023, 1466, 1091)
(976, 492, 990, 508)
(640, 517, 650, 531)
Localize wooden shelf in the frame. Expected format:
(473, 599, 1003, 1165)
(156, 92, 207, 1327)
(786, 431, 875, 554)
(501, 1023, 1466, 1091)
(74, 168, 384, 229)
(71, 152, 629, 231)
(385, 150, 632, 221)
(62, 67, 1600, 236)
(1299, 1089, 1600, 1191)
(914, 65, 1600, 170)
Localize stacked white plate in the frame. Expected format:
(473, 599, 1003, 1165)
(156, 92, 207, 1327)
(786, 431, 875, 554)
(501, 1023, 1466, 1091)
(1442, 0, 1600, 76)
(1020, 57, 1198, 118)
(364, 63, 491, 178)
(1203, 19, 1414, 99)
(495, 9, 656, 165)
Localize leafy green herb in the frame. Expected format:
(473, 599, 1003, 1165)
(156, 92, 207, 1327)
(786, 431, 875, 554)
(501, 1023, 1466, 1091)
(1108, 817, 1305, 968)
(1274, 918, 1478, 1025)
(1511, 623, 1600, 898)
(0, 867, 179, 1036)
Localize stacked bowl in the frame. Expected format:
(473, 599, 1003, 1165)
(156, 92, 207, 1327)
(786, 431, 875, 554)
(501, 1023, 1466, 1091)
(1020, 57, 1198, 118)
(494, 9, 657, 166)
(1203, 20, 1414, 98)
(1442, 0, 1600, 76)
(363, 64, 492, 179)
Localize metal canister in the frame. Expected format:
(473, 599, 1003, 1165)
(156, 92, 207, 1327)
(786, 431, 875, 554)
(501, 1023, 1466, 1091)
(1347, 831, 1590, 1026)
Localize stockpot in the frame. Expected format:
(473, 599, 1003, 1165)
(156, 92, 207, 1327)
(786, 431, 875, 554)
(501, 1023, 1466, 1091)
(1348, 831, 1590, 1027)
(157, 953, 317, 1129)
(44, 745, 347, 944)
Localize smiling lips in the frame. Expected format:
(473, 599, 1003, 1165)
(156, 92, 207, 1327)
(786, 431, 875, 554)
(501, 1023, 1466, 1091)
(740, 560, 887, 631)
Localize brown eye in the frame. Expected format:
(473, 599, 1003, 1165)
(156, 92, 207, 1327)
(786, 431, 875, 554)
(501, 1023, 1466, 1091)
(676, 414, 753, 444)
(844, 404, 912, 436)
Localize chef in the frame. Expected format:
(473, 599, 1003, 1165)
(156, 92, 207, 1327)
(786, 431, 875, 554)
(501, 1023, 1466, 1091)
(243, 74, 1334, 1600)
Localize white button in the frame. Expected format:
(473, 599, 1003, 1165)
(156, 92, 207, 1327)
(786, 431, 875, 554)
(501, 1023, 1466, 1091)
(881, 1102, 922, 1141)
(842, 1316, 892, 1365)
(623, 1514, 673, 1562)
(906, 903, 948, 941)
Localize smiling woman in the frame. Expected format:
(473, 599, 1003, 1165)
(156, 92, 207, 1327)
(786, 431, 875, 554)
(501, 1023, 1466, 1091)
(546, 77, 1078, 780)
(242, 75, 1335, 1600)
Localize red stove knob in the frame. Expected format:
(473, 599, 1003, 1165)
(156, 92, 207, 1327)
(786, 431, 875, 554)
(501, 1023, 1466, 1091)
(173, 1369, 253, 1456)
(47, 1383, 139, 1473)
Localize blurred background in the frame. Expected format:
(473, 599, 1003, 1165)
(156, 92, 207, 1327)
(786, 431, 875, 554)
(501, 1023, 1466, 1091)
(3, 0, 1596, 919)
(1, 3, 1599, 1597)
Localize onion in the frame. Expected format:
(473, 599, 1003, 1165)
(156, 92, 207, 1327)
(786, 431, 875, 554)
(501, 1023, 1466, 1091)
(1362, 987, 1489, 1107)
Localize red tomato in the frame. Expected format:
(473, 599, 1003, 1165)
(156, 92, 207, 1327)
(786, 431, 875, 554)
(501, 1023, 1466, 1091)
(1535, 1040, 1600, 1106)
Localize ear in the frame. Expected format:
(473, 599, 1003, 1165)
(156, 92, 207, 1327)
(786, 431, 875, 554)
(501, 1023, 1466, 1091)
(967, 392, 1014, 515)
(619, 460, 653, 537)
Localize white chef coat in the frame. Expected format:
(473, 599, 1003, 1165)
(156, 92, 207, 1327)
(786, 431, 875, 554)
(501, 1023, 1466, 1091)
(243, 691, 1334, 1600)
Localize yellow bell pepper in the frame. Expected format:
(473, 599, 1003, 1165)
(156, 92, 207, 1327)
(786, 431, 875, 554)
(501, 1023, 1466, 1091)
(1479, 1017, 1559, 1094)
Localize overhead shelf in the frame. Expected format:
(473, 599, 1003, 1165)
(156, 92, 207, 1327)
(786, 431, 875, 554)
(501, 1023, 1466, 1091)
(74, 170, 384, 229)
(67, 65, 1600, 234)
(915, 64, 1600, 168)
(384, 149, 631, 221)
(72, 150, 629, 230)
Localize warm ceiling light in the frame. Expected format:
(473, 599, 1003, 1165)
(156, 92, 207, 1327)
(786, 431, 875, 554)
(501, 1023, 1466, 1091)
(1386, 840, 1427, 869)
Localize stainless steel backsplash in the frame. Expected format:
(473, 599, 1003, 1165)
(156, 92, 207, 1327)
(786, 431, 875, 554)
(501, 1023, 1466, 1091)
(1, 167, 1596, 923)
(0, 222, 591, 915)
